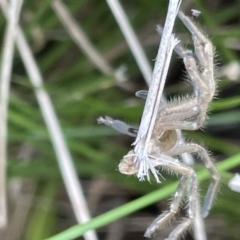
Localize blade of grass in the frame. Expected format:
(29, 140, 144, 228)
(106, 0, 152, 85)
(215, 4, 240, 24)
(211, 95, 240, 111)
(0, 1, 98, 240)
(207, 110, 240, 126)
(0, 0, 23, 227)
(25, 181, 58, 240)
(52, 0, 113, 76)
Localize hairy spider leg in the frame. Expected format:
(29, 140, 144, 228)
(142, 97, 220, 217)
(135, 89, 201, 131)
(155, 98, 199, 130)
(156, 13, 215, 130)
(144, 156, 198, 239)
(166, 143, 220, 218)
(178, 11, 216, 128)
(144, 176, 188, 238)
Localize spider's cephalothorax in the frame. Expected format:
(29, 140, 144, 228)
(98, 11, 220, 240)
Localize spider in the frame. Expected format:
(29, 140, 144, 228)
(98, 11, 220, 240)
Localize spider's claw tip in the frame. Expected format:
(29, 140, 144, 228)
(191, 9, 201, 17)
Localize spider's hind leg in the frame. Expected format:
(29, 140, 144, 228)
(145, 157, 198, 240)
(144, 175, 188, 238)
(166, 143, 220, 218)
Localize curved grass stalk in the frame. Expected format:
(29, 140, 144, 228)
(52, 0, 126, 83)
(0, 1, 98, 240)
(106, 0, 153, 85)
(0, 0, 23, 228)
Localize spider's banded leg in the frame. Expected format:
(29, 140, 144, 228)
(160, 44, 210, 129)
(157, 23, 211, 95)
(157, 122, 199, 131)
(178, 11, 208, 60)
(156, 99, 209, 131)
(174, 42, 194, 60)
(173, 42, 210, 101)
(166, 143, 220, 218)
(137, 90, 202, 132)
(138, 90, 199, 129)
(156, 99, 202, 131)
(168, 166, 198, 240)
(144, 176, 188, 238)
(145, 157, 198, 239)
(182, 46, 214, 128)
(158, 98, 199, 124)
(97, 116, 138, 137)
(178, 11, 214, 69)
(156, 24, 204, 89)
(178, 11, 215, 118)
(155, 111, 201, 132)
(184, 54, 209, 93)
(144, 212, 175, 238)
(166, 218, 192, 240)
(159, 12, 215, 102)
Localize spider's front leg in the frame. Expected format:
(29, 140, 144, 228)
(155, 11, 216, 131)
(144, 156, 198, 240)
(178, 11, 216, 129)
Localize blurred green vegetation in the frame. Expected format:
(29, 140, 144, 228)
(3, 0, 240, 239)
